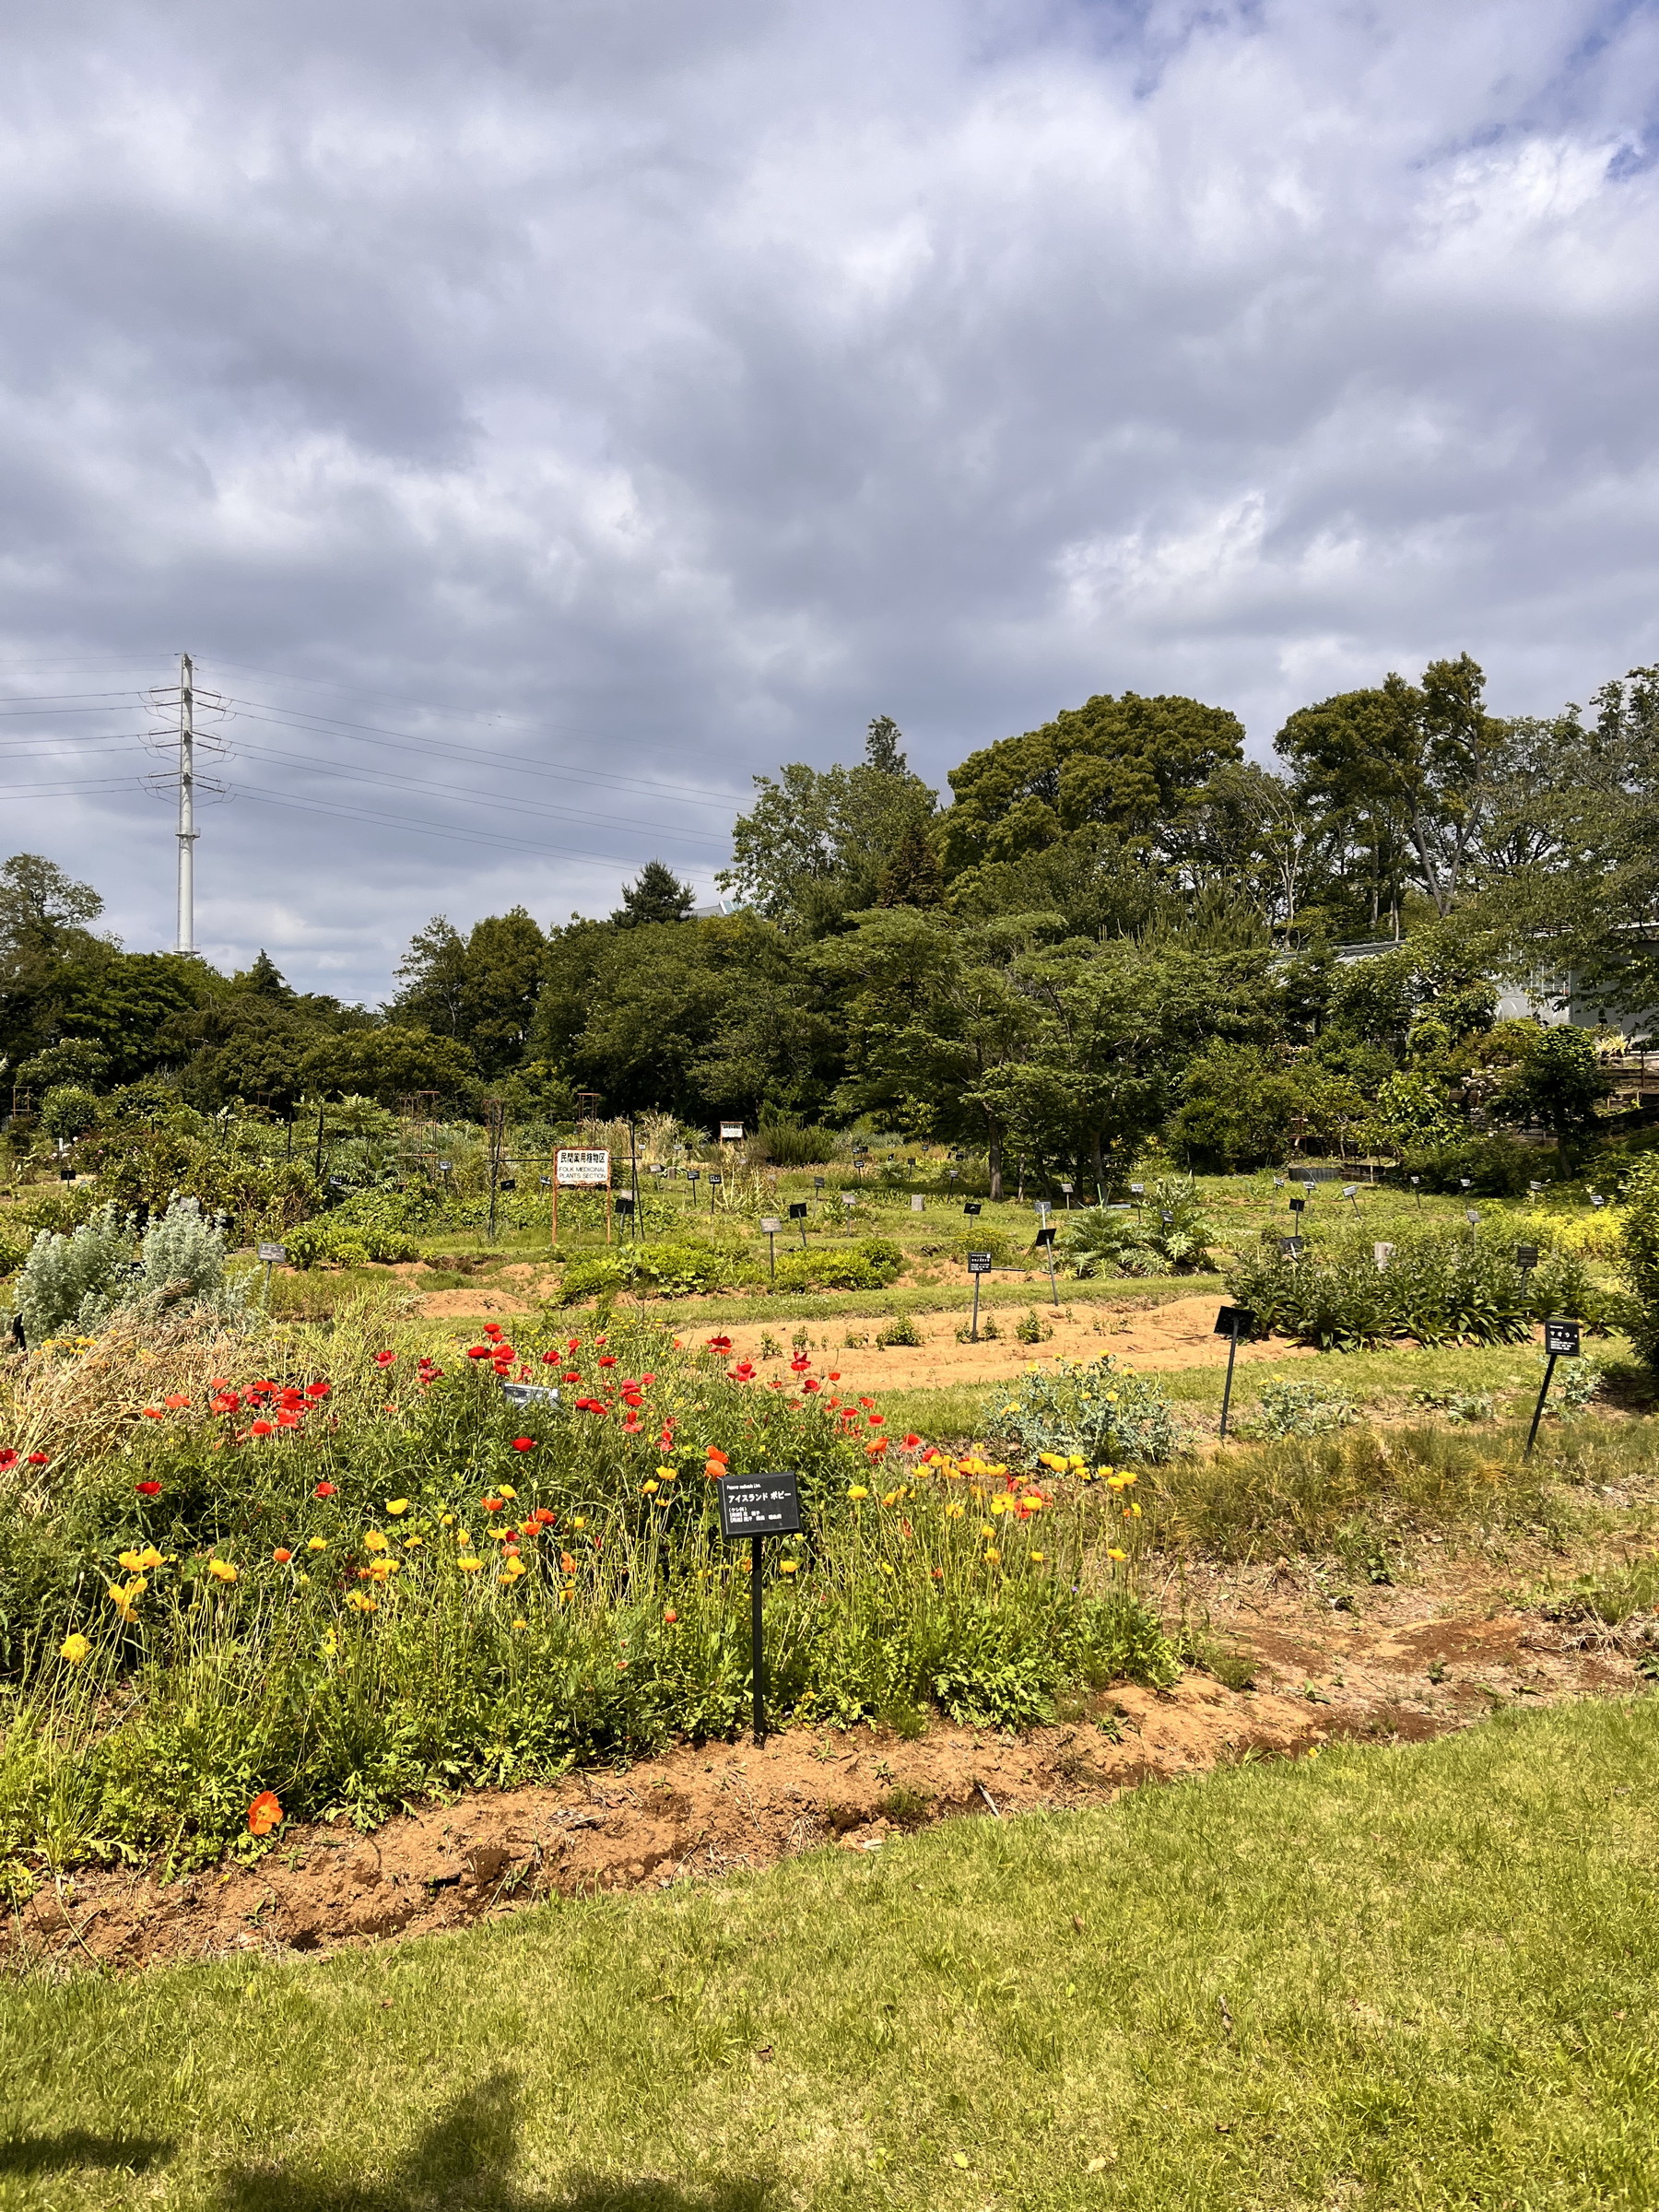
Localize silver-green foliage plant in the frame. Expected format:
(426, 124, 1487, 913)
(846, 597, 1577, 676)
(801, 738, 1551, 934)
(1241, 1377, 1359, 1441)
(994, 1353, 1182, 1465)
(18, 1195, 246, 1342)
(17, 1203, 137, 1341)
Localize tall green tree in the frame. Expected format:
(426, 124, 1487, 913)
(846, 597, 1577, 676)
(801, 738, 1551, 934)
(720, 719, 936, 935)
(941, 691, 1244, 873)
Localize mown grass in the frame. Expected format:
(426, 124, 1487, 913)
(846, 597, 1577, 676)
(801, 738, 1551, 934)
(6, 1699, 1659, 2207)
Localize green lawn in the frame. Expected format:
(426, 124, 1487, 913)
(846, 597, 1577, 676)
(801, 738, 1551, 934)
(6, 1698, 1659, 2208)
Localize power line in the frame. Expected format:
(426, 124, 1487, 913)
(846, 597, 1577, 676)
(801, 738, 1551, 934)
(221, 735, 730, 850)
(230, 780, 714, 868)
(215, 697, 741, 809)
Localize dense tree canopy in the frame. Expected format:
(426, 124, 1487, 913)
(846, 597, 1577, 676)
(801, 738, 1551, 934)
(7, 653, 1654, 1181)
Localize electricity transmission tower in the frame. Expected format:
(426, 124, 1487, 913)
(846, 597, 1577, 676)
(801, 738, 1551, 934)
(147, 653, 227, 954)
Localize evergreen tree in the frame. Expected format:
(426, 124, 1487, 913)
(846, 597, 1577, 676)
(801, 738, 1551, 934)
(877, 821, 944, 907)
(613, 861, 696, 927)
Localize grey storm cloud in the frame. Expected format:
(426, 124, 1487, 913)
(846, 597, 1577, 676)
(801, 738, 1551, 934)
(1, 0, 1656, 999)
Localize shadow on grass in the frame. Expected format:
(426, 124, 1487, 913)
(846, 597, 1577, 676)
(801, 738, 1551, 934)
(0, 2131, 174, 2176)
(216, 2074, 773, 2212)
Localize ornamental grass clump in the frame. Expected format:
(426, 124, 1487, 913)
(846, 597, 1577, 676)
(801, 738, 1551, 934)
(993, 1354, 1182, 1466)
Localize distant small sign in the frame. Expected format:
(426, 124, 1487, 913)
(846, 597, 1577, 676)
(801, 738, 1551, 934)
(1373, 1241, 1395, 1268)
(719, 1122, 745, 1143)
(1515, 1243, 1539, 1270)
(717, 1471, 802, 1538)
(1129, 1182, 1145, 1195)
(841, 1192, 857, 1208)
(1034, 1225, 1056, 1247)
(557, 1147, 610, 1187)
(1288, 1196, 1306, 1214)
(1545, 1317, 1582, 1359)
(966, 1250, 994, 1274)
(1214, 1305, 1255, 1339)
(500, 1382, 559, 1407)
(788, 1202, 807, 1219)
(759, 1217, 783, 1235)
(963, 1201, 982, 1217)
(257, 1241, 287, 1265)
(1279, 1236, 1305, 1258)
(911, 1194, 925, 1211)
(614, 1194, 634, 1215)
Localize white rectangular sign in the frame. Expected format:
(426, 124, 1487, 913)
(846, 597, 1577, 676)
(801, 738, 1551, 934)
(719, 1121, 745, 1142)
(556, 1147, 610, 1187)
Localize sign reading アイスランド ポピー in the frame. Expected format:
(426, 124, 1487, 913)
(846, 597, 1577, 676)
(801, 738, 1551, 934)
(717, 1473, 802, 1537)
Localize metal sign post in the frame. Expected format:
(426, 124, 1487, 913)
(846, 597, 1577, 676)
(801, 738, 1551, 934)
(1035, 1222, 1059, 1309)
(257, 1241, 286, 1309)
(759, 1216, 782, 1282)
(967, 1249, 993, 1339)
(1409, 1175, 1422, 1210)
(788, 1200, 808, 1247)
(716, 1472, 803, 1745)
(1526, 1317, 1582, 1457)
(1213, 1305, 1256, 1441)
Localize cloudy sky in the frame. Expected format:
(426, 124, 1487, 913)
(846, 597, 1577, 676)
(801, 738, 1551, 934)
(3, 0, 1656, 1003)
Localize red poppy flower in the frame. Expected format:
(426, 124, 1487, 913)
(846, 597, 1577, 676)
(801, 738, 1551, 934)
(141, 1407, 165, 1420)
(664, 1608, 678, 1624)
(135, 1478, 161, 1497)
(707, 1335, 733, 1354)
(250, 1420, 275, 1438)
(314, 1481, 337, 1499)
(858, 1397, 875, 1409)
(467, 1346, 490, 1360)
(273, 1547, 292, 1564)
(484, 1323, 504, 1340)
(164, 1393, 191, 1409)
(567, 1336, 582, 1351)
(622, 1418, 642, 1433)
(903, 1432, 922, 1450)
(483, 1496, 504, 1512)
(621, 1392, 643, 1409)
(306, 1381, 331, 1399)
(373, 1350, 395, 1368)
(562, 1371, 582, 1382)
(494, 1343, 515, 1360)
(803, 1379, 821, 1394)
(597, 1355, 618, 1368)
(729, 1362, 756, 1382)
(706, 1446, 729, 1463)
(210, 1393, 240, 1414)
(0, 1450, 17, 1471)
(510, 1438, 537, 1453)
(790, 1356, 812, 1373)
(868, 1414, 885, 1427)
(541, 1350, 559, 1365)
(827, 1371, 841, 1382)
(26, 1451, 48, 1465)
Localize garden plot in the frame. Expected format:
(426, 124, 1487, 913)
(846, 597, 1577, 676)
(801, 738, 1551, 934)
(709, 1292, 1315, 1391)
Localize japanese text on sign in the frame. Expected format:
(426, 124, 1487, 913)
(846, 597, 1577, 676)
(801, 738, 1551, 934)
(556, 1148, 610, 1186)
(717, 1472, 802, 1537)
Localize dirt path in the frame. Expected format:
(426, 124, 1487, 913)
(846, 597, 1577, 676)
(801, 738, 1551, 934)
(400, 1288, 1312, 1391)
(11, 1575, 1644, 1973)
(710, 1294, 1314, 1393)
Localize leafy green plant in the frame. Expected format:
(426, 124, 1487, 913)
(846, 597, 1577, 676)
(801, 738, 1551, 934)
(1063, 1179, 1215, 1277)
(993, 1354, 1182, 1466)
(1239, 1378, 1358, 1440)
(876, 1313, 923, 1347)
(1412, 1387, 1495, 1423)
(1617, 1153, 1659, 1371)
(1014, 1308, 1052, 1346)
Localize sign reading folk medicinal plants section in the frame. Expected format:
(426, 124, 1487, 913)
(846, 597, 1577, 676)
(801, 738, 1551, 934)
(551, 1147, 612, 1246)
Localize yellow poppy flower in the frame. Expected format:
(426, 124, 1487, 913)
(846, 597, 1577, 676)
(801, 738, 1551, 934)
(61, 1632, 90, 1664)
